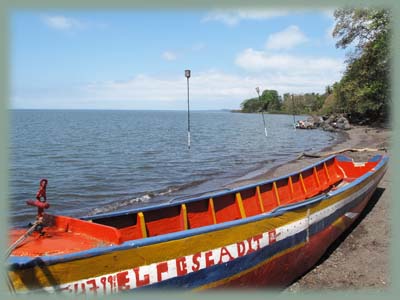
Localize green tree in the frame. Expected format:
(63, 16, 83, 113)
(240, 89, 282, 113)
(261, 90, 281, 111)
(332, 8, 390, 121)
(325, 85, 333, 95)
(282, 93, 293, 113)
(281, 93, 324, 114)
(240, 98, 260, 113)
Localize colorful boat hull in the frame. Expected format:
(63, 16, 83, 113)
(7, 154, 388, 294)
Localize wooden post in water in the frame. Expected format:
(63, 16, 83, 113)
(292, 94, 296, 129)
(255, 87, 267, 137)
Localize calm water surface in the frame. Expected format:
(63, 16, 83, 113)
(9, 110, 338, 226)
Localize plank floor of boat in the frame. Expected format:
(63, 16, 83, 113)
(9, 227, 113, 257)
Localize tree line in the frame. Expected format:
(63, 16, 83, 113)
(240, 90, 330, 115)
(239, 8, 390, 125)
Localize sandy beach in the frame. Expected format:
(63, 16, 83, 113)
(228, 125, 391, 290)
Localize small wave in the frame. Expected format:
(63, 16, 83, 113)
(137, 165, 155, 171)
(86, 179, 209, 216)
(174, 179, 208, 190)
(86, 193, 152, 216)
(143, 179, 209, 200)
(157, 187, 180, 196)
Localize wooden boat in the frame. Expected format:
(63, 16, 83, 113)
(7, 154, 388, 295)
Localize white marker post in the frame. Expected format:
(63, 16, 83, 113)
(256, 87, 267, 137)
(185, 69, 191, 149)
(292, 94, 296, 129)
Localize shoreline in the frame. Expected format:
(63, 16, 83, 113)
(229, 126, 387, 187)
(227, 125, 390, 290)
(225, 129, 348, 189)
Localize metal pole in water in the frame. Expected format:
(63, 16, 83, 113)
(255, 87, 267, 137)
(292, 94, 296, 129)
(185, 69, 191, 149)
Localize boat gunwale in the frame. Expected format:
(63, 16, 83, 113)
(8, 154, 388, 269)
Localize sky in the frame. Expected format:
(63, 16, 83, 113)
(11, 9, 347, 110)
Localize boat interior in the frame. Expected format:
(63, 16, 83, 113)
(9, 155, 382, 257)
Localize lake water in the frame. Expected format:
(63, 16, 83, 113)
(9, 110, 338, 226)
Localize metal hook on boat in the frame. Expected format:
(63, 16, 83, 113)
(5, 179, 51, 258)
(26, 179, 50, 223)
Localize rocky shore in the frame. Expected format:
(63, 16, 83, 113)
(295, 114, 351, 131)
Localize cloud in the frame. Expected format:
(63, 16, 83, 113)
(235, 48, 344, 75)
(266, 25, 308, 50)
(202, 9, 288, 26)
(41, 15, 107, 31)
(162, 51, 177, 61)
(42, 15, 85, 30)
(74, 67, 343, 109)
(12, 66, 345, 110)
(161, 44, 205, 61)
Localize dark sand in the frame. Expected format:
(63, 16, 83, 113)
(228, 126, 391, 291)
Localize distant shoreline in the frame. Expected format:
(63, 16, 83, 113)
(9, 108, 237, 112)
(230, 109, 299, 115)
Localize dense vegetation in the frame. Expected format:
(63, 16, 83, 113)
(240, 89, 331, 115)
(239, 8, 390, 125)
(330, 9, 390, 123)
(241, 90, 281, 113)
